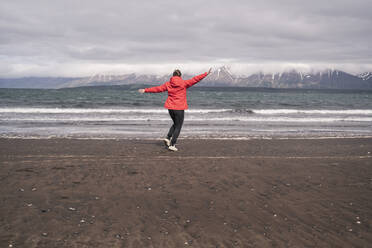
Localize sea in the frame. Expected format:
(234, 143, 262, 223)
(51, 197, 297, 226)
(0, 86, 371, 139)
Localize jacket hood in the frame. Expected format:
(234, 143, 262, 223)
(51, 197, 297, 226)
(169, 76, 182, 87)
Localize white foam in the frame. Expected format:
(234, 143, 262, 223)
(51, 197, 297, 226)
(187, 117, 372, 122)
(253, 109, 372, 115)
(0, 107, 230, 114)
(4, 116, 372, 123)
(0, 107, 166, 114)
(2, 117, 170, 122)
(1, 107, 371, 115)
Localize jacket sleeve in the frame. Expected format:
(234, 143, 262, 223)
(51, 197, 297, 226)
(144, 82, 168, 93)
(184, 72, 208, 88)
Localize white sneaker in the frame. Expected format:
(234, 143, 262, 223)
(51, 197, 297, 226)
(163, 138, 171, 147)
(168, 145, 178, 151)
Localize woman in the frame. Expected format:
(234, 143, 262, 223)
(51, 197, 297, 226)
(138, 68, 212, 151)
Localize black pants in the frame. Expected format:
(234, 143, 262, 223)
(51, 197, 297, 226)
(167, 109, 184, 146)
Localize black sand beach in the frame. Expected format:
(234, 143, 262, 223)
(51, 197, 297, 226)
(1, 138, 372, 247)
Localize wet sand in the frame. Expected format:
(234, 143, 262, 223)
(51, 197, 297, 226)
(0, 138, 372, 247)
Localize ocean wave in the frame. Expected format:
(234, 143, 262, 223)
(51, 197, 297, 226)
(0, 107, 166, 114)
(1, 107, 372, 116)
(0, 107, 230, 114)
(188, 117, 372, 122)
(3, 117, 372, 123)
(253, 109, 372, 115)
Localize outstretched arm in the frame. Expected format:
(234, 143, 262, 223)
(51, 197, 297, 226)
(184, 68, 212, 88)
(138, 82, 168, 94)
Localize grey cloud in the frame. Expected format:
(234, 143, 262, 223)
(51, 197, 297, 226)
(0, 0, 371, 77)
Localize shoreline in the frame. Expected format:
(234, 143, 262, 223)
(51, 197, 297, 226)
(1, 135, 372, 140)
(1, 138, 372, 247)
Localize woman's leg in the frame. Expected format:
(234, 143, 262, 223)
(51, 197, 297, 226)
(170, 110, 184, 146)
(167, 110, 176, 139)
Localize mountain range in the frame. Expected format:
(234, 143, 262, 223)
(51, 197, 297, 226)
(1, 66, 372, 90)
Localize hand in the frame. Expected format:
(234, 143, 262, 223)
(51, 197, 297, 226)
(138, 89, 145, 94)
(207, 67, 212, 75)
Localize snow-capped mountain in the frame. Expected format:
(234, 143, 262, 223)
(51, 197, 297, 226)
(204, 68, 372, 89)
(47, 68, 372, 89)
(358, 72, 372, 81)
(234, 69, 369, 89)
(204, 66, 237, 85)
(59, 73, 170, 88)
(1, 67, 372, 89)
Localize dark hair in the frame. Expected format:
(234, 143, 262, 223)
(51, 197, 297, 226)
(173, 69, 182, 77)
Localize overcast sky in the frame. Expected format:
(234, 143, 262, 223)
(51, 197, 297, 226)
(1, 0, 371, 77)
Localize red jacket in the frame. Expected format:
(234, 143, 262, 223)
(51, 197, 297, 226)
(145, 72, 208, 110)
